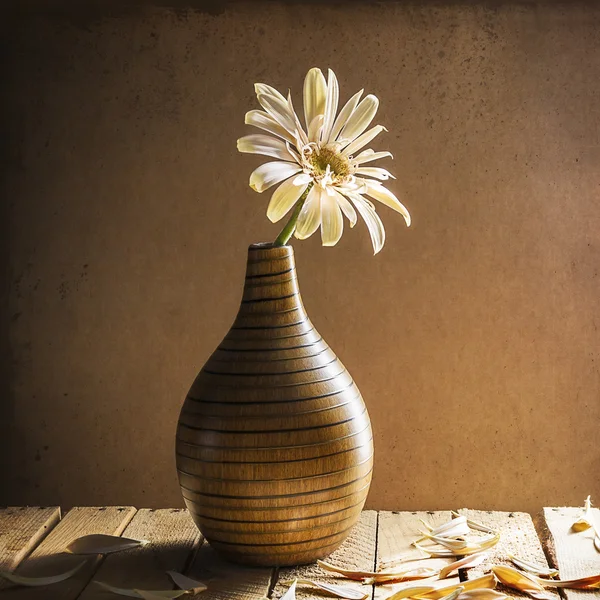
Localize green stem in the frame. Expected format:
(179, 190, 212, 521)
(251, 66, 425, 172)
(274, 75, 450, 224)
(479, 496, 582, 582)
(272, 183, 313, 247)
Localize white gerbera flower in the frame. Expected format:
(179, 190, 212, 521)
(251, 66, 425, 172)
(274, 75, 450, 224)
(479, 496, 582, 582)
(237, 67, 411, 254)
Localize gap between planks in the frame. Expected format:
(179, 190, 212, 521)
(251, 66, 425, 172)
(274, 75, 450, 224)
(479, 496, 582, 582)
(0, 507, 61, 575)
(1, 506, 137, 600)
(541, 506, 600, 600)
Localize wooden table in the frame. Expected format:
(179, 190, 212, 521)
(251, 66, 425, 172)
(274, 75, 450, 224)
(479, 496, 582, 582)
(0, 507, 598, 600)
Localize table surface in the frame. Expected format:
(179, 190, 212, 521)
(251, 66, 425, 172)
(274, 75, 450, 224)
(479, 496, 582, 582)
(0, 507, 599, 600)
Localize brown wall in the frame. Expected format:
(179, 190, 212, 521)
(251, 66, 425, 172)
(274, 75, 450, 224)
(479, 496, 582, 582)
(2, 1, 599, 514)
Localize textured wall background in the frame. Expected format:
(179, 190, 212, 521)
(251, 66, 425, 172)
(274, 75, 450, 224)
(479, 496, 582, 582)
(2, 1, 599, 513)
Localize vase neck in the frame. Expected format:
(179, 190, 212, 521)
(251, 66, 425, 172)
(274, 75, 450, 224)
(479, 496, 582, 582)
(234, 244, 306, 323)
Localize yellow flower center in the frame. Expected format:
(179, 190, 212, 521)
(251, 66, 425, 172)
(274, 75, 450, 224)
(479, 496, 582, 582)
(309, 145, 351, 179)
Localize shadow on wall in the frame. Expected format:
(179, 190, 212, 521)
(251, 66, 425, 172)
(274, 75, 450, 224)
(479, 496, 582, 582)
(5, 0, 600, 20)
(0, 27, 15, 505)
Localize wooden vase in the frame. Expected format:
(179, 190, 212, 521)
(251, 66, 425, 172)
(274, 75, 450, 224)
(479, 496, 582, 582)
(176, 243, 373, 566)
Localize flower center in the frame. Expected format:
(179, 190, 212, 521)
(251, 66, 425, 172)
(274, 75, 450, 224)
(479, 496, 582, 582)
(309, 145, 351, 178)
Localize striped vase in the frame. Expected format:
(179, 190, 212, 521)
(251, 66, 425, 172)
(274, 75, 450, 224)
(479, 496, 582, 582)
(176, 243, 373, 566)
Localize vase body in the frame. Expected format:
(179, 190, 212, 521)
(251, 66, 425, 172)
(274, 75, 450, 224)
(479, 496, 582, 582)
(176, 243, 373, 566)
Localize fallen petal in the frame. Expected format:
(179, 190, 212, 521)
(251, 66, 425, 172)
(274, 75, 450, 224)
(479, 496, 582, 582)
(439, 552, 488, 579)
(459, 591, 510, 600)
(571, 496, 594, 532)
(0, 560, 88, 587)
(414, 532, 499, 558)
(317, 560, 378, 581)
(491, 566, 552, 600)
(532, 574, 600, 589)
(281, 579, 297, 600)
(166, 571, 207, 594)
(417, 574, 496, 599)
(364, 567, 440, 585)
(387, 575, 494, 600)
(95, 581, 189, 598)
(437, 587, 464, 600)
(506, 553, 558, 578)
(385, 585, 437, 600)
(66, 534, 148, 555)
(285, 578, 369, 599)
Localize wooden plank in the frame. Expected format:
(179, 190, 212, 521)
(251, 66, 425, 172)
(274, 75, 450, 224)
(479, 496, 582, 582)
(542, 507, 600, 600)
(457, 509, 559, 600)
(0, 507, 61, 573)
(78, 508, 202, 599)
(272, 510, 378, 600)
(374, 511, 458, 600)
(185, 537, 274, 600)
(0, 506, 136, 600)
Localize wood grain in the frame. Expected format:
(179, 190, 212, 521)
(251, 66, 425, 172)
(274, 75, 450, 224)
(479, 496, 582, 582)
(542, 506, 600, 600)
(176, 244, 373, 566)
(457, 509, 559, 600)
(272, 510, 378, 600)
(185, 538, 274, 600)
(78, 508, 201, 599)
(0, 506, 135, 600)
(0, 507, 60, 574)
(374, 511, 457, 600)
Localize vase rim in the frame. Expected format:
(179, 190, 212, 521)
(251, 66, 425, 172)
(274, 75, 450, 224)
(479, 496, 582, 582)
(249, 242, 292, 251)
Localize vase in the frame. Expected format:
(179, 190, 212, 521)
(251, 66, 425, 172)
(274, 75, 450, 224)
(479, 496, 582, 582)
(176, 243, 373, 566)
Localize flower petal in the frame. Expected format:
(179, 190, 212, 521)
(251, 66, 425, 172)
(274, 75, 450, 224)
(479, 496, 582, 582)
(293, 173, 312, 186)
(295, 185, 322, 240)
(353, 150, 394, 165)
(355, 167, 395, 180)
(361, 179, 411, 226)
(308, 115, 324, 143)
(321, 189, 344, 246)
(266, 177, 309, 223)
(303, 68, 327, 131)
(339, 94, 379, 143)
(347, 192, 386, 254)
(255, 83, 287, 104)
(330, 89, 363, 143)
(245, 110, 296, 144)
(250, 161, 301, 193)
(286, 91, 308, 146)
(257, 93, 297, 136)
(321, 69, 339, 143)
(237, 134, 298, 162)
(342, 125, 387, 156)
(330, 188, 358, 227)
